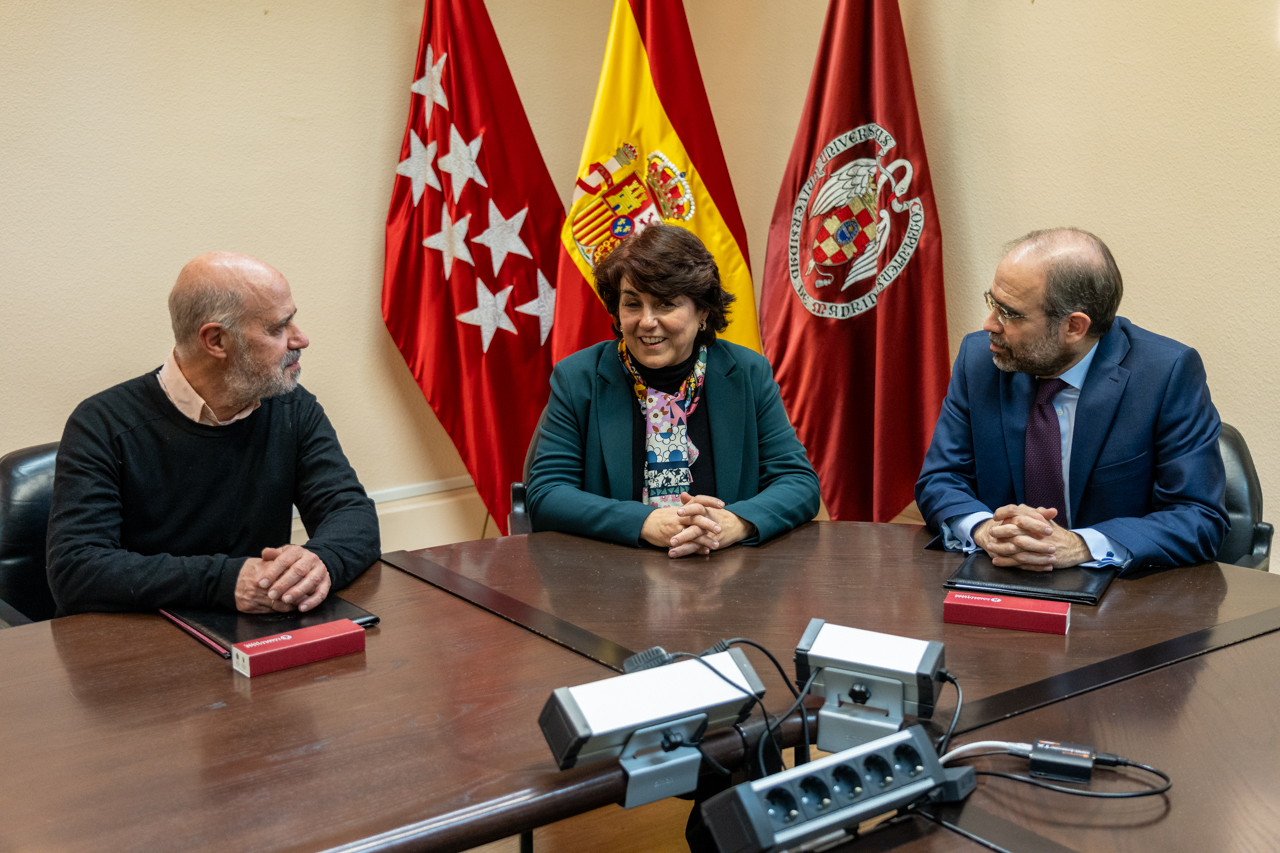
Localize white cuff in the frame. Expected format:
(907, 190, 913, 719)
(1073, 527, 1131, 568)
(942, 511, 994, 553)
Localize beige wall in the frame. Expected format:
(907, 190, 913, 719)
(3, 1, 1275, 552)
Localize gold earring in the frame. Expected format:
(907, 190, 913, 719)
(699, 319, 707, 331)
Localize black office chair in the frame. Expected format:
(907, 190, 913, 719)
(508, 406, 549, 536)
(1216, 423, 1271, 570)
(0, 442, 61, 626)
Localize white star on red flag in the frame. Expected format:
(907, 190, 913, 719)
(515, 269, 556, 345)
(422, 203, 473, 278)
(395, 130, 439, 206)
(437, 124, 487, 201)
(382, 1, 569, 534)
(457, 281, 517, 353)
(472, 200, 532, 275)
(410, 44, 449, 118)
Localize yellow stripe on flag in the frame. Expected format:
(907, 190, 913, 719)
(559, 0, 760, 351)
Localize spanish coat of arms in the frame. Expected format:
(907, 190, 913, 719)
(568, 143, 696, 268)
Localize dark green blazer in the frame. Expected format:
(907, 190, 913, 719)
(527, 340, 820, 546)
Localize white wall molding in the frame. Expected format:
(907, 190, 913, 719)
(367, 476, 475, 504)
(291, 476, 495, 551)
(293, 475, 475, 519)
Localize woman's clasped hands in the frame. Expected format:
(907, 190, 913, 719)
(640, 491, 756, 558)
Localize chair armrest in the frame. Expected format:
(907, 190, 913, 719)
(0, 597, 34, 628)
(508, 483, 531, 536)
(1244, 521, 1274, 570)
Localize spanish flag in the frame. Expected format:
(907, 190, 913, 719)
(550, 0, 759, 363)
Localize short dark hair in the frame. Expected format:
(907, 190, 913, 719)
(1006, 228, 1123, 338)
(592, 224, 735, 347)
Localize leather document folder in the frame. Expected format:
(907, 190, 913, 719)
(162, 596, 379, 658)
(943, 551, 1117, 606)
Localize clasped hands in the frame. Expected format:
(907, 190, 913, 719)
(973, 504, 1090, 571)
(641, 492, 756, 559)
(234, 544, 331, 613)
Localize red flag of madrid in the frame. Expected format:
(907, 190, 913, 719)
(760, 0, 949, 523)
(383, 0, 563, 534)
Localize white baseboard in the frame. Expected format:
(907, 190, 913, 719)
(290, 480, 500, 553)
(367, 476, 476, 504)
(292, 475, 476, 519)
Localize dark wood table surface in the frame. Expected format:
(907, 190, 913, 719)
(3, 521, 1277, 852)
(778, 630, 1280, 853)
(935, 626, 1280, 852)
(0, 563, 625, 852)
(399, 523, 1280, 734)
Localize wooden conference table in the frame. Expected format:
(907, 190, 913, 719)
(0, 522, 1277, 852)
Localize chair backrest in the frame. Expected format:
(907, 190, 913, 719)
(521, 404, 550, 487)
(508, 406, 550, 536)
(1216, 423, 1266, 567)
(0, 442, 60, 621)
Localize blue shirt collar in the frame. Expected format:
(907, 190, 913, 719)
(1053, 339, 1100, 390)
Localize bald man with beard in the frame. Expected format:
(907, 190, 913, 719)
(47, 253, 380, 615)
(915, 229, 1227, 573)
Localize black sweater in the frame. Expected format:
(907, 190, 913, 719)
(47, 371, 381, 614)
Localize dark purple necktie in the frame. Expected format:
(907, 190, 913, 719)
(1023, 378, 1069, 521)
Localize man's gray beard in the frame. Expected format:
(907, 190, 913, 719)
(224, 347, 301, 407)
(990, 324, 1074, 377)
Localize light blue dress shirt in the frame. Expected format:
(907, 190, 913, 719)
(941, 341, 1131, 568)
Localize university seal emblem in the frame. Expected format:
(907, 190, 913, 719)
(568, 143, 696, 268)
(787, 123, 925, 319)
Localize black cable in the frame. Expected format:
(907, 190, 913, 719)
(800, 682, 812, 764)
(721, 638, 811, 763)
(705, 636, 810, 763)
(668, 651, 768, 773)
(669, 646, 811, 778)
(757, 667, 822, 777)
(755, 709, 782, 776)
(722, 638, 801, 699)
(670, 651, 762, 704)
(677, 716, 734, 778)
(1116, 758, 1173, 793)
(639, 659, 752, 779)
(935, 669, 962, 755)
(973, 759, 1171, 799)
(696, 745, 734, 776)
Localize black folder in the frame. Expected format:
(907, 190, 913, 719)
(161, 596, 379, 658)
(943, 551, 1117, 606)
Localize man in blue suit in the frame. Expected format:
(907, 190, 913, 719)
(916, 228, 1227, 571)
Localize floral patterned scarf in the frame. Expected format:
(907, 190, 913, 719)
(618, 340, 709, 508)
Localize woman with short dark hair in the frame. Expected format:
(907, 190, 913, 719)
(526, 225, 820, 557)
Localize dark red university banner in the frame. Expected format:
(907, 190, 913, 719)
(760, 0, 950, 522)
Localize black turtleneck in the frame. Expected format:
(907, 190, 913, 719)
(629, 346, 716, 502)
(633, 347, 699, 394)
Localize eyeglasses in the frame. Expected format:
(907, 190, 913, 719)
(984, 290, 1028, 325)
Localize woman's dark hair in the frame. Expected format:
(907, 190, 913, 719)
(592, 224, 735, 347)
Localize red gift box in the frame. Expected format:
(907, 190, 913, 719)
(943, 591, 1070, 635)
(232, 618, 365, 677)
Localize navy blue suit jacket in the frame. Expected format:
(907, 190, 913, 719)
(915, 317, 1227, 569)
(527, 340, 820, 547)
